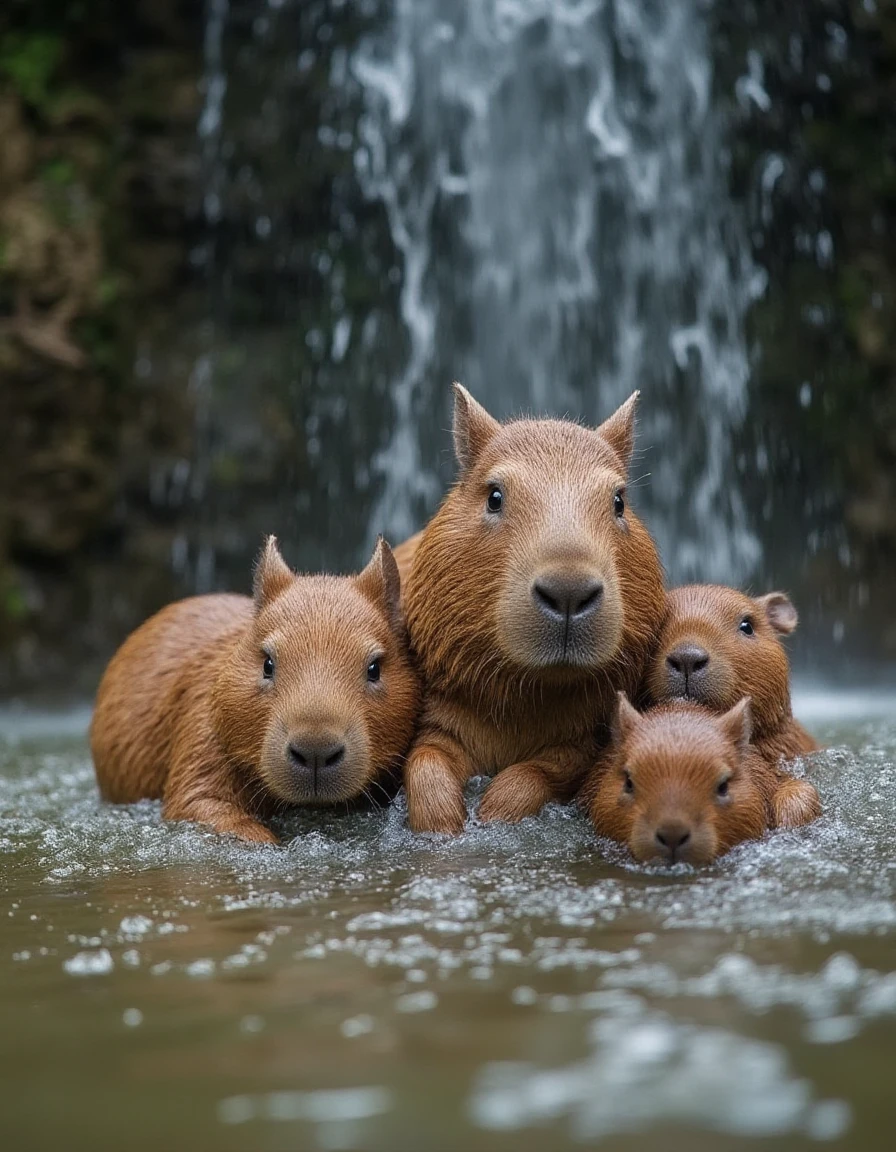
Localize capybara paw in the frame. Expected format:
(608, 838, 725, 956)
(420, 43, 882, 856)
(478, 765, 550, 824)
(227, 819, 279, 845)
(405, 748, 467, 834)
(773, 778, 822, 828)
(165, 799, 279, 844)
(407, 790, 466, 835)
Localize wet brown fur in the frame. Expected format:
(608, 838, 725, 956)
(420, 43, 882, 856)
(90, 539, 419, 842)
(402, 384, 666, 833)
(646, 584, 819, 765)
(587, 696, 821, 865)
(393, 531, 422, 587)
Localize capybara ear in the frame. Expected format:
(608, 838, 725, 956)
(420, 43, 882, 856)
(452, 382, 500, 473)
(356, 536, 402, 630)
(757, 591, 798, 635)
(596, 390, 639, 472)
(253, 535, 294, 609)
(718, 696, 752, 753)
(612, 691, 642, 745)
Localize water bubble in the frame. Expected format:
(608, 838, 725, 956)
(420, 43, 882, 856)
(395, 990, 438, 1013)
(341, 1015, 375, 1038)
(120, 915, 153, 938)
(64, 949, 113, 977)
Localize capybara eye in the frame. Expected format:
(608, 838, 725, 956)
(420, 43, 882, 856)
(367, 658, 382, 683)
(623, 771, 634, 795)
(262, 654, 275, 680)
(486, 485, 504, 514)
(613, 489, 625, 517)
(738, 618, 754, 636)
(717, 778, 730, 798)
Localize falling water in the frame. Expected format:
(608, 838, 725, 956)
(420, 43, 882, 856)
(183, 0, 763, 591)
(186, 0, 230, 593)
(354, 0, 761, 581)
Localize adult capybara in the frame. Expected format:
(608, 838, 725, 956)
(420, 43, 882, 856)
(645, 584, 818, 764)
(393, 531, 421, 587)
(587, 694, 821, 865)
(90, 537, 419, 843)
(402, 383, 666, 833)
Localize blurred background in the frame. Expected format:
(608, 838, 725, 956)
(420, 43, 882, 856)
(0, 0, 894, 697)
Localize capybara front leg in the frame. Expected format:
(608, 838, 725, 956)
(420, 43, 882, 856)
(405, 731, 471, 835)
(480, 742, 592, 823)
(478, 762, 552, 824)
(163, 794, 278, 844)
(772, 776, 821, 828)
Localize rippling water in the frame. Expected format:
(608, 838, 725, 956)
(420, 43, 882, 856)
(1, 695, 894, 1151)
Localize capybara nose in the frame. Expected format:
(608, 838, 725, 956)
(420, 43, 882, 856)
(666, 644, 710, 681)
(532, 574, 604, 623)
(288, 739, 346, 776)
(654, 821, 692, 860)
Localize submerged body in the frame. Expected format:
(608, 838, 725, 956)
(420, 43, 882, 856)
(646, 584, 819, 764)
(91, 538, 419, 842)
(587, 696, 821, 865)
(402, 384, 665, 834)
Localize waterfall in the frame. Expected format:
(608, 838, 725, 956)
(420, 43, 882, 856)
(353, 0, 761, 582)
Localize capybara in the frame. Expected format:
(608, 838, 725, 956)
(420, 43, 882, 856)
(587, 694, 821, 865)
(401, 383, 666, 833)
(90, 537, 419, 843)
(645, 584, 819, 764)
(393, 531, 422, 587)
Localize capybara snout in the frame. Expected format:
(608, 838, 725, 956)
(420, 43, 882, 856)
(521, 549, 619, 668)
(262, 710, 367, 806)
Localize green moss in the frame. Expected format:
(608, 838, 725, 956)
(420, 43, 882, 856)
(97, 274, 120, 307)
(40, 156, 76, 187)
(0, 572, 27, 624)
(0, 32, 62, 111)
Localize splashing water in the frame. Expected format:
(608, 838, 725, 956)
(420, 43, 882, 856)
(1, 697, 894, 1149)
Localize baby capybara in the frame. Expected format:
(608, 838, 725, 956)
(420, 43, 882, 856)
(90, 537, 419, 843)
(587, 694, 821, 865)
(645, 584, 818, 764)
(402, 383, 666, 833)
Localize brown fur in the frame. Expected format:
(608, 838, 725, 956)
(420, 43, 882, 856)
(90, 538, 419, 842)
(402, 384, 666, 833)
(587, 695, 821, 865)
(393, 531, 422, 587)
(645, 584, 819, 764)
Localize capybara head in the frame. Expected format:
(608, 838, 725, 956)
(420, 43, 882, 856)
(591, 694, 767, 865)
(212, 537, 419, 806)
(404, 384, 665, 696)
(647, 585, 799, 739)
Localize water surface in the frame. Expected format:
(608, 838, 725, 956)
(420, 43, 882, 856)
(1, 694, 894, 1151)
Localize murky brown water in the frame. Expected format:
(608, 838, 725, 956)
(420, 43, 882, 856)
(1, 693, 894, 1151)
